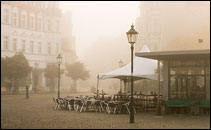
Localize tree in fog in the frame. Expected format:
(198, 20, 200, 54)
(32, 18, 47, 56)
(44, 63, 64, 93)
(1, 53, 31, 93)
(1, 57, 6, 85)
(66, 62, 90, 92)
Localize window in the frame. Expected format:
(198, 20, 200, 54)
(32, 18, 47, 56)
(12, 12, 18, 26)
(170, 74, 205, 100)
(154, 18, 159, 33)
(169, 60, 206, 100)
(21, 14, 26, 28)
(56, 42, 59, 53)
(48, 19, 51, 32)
(152, 1, 158, 7)
(4, 36, 9, 50)
(56, 20, 59, 32)
(140, 26, 143, 34)
(37, 2, 41, 8)
(30, 41, 34, 53)
(30, 15, 35, 30)
(38, 42, 42, 54)
(22, 40, 26, 52)
(4, 8, 9, 24)
(37, 17, 42, 31)
(40, 2, 43, 8)
(48, 42, 51, 54)
(29, 2, 33, 6)
(13, 39, 17, 52)
(48, 2, 53, 8)
(32, 2, 36, 7)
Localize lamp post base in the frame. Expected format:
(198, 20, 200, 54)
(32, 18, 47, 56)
(130, 116, 134, 123)
(129, 99, 135, 123)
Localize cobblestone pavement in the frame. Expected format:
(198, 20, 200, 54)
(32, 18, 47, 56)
(1, 93, 210, 129)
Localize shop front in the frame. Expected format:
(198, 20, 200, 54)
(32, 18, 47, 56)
(136, 49, 210, 113)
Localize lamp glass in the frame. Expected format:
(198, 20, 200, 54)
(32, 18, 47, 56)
(57, 54, 62, 64)
(126, 25, 138, 44)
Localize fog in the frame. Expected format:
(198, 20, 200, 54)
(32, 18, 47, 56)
(59, 1, 210, 92)
(60, 1, 140, 92)
(1, 1, 209, 93)
(60, 1, 140, 59)
(1, 1, 210, 129)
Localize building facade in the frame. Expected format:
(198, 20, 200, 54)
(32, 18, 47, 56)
(136, 49, 210, 101)
(135, 1, 210, 52)
(1, 1, 76, 91)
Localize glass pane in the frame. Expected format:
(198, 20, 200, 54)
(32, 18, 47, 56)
(187, 76, 205, 100)
(170, 74, 205, 100)
(169, 76, 177, 99)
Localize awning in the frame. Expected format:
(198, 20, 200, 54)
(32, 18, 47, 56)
(98, 45, 158, 81)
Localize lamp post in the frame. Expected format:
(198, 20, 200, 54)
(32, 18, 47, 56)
(119, 60, 123, 93)
(34, 62, 39, 93)
(57, 54, 62, 98)
(126, 24, 138, 123)
(198, 39, 203, 49)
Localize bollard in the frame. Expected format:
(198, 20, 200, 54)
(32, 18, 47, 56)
(157, 104, 161, 115)
(26, 85, 29, 99)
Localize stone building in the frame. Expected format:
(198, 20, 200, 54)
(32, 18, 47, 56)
(1, 1, 76, 91)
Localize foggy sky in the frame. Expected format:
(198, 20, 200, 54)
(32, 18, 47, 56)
(59, 1, 140, 60)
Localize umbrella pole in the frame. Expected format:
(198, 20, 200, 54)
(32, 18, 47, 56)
(157, 60, 161, 115)
(97, 75, 99, 98)
(120, 79, 122, 93)
(123, 81, 126, 93)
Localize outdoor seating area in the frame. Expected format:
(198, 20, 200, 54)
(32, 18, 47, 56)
(53, 92, 162, 114)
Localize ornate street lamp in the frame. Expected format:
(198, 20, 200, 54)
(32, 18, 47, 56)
(34, 62, 39, 93)
(57, 53, 62, 98)
(119, 59, 123, 67)
(119, 59, 123, 93)
(126, 24, 138, 123)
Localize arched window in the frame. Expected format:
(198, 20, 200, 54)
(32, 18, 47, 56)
(37, 12, 43, 31)
(47, 19, 51, 32)
(40, 2, 44, 8)
(29, 13, 35, 30)
(38, 42, 42, 54)
(13, 38, 17, 52)
(56, 20, 60, 32)
(4, 35, 9, 50)
(3, 8, 10, 24)
(37, 2, 41, 8)
(154, 17, 160, 33)
(22, 40, 26, 52)
(21, 11, 27, 28)
(12, 7, 19, 27)
(32, 2, 36, 7)
(152, 1, 158, 7)
(56, 42, 59, 53)
(48, 42, 51, 54)
(29, 2, 33, 6)
(30, 41, 34, 53)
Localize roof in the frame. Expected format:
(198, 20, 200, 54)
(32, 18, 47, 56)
(135, 49, 210, 60)
(98, 45, 158, 81)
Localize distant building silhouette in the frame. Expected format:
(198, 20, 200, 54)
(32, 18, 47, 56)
(135, 1, 210, 52)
